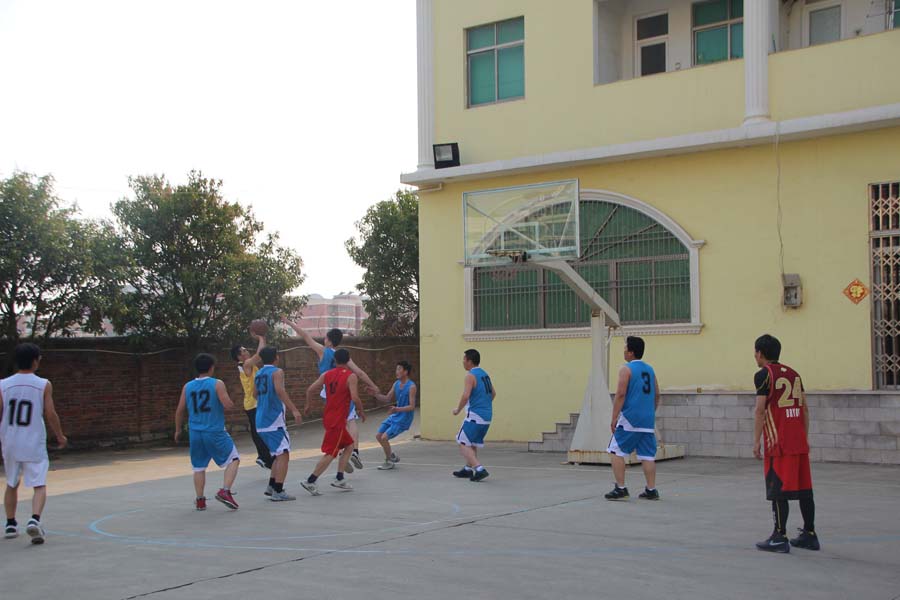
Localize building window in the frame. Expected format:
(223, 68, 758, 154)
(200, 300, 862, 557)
(692, 0, 743, 65)
(894, 0, 900, 28)
(804, 1, 843, 46)
(466, 17, 524, 107)
(472, 199, 691, 330)
(635, 12, 668, 77)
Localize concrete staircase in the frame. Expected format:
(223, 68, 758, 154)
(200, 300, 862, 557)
(528, 413, 579, 453)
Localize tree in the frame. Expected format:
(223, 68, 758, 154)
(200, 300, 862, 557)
(345, 189, 418, 336)
(0, 172, 124, 341)
(111, 171, 304, 346)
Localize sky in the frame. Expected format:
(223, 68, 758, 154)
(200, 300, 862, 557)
(0, 0, 418, 297)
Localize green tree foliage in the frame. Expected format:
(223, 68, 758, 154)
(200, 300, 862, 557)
(0, 172, 124, 341)
(111, 171, 304, 346)
(345, 189, 418, 336)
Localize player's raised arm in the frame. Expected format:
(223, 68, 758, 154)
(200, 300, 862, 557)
(244, 333, 267, 371)
(174, 384, 188, 442)
(452, 373, 476, 416)
(610, 365, 631, 433)
(42, 381, 67, 449)
(216, 380, 235, 410)
(348, 373, 365, 422)
(282, 318, 324, 358)
(273, 369, 302, 423)
(305, 373, 327, 414)
(347, 359, 379, 395)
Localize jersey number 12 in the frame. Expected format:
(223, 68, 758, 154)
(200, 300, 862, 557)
(190, 390, 211, 413)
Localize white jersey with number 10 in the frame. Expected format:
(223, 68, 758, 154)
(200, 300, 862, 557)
(0, 373, 48, 462)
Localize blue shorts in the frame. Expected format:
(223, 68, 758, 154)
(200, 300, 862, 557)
(607, 428, 657, 462)
(456, 420, 490, 448)
(377, 418, 411, 440)
(189, 430, 239, 471)
(258, 428, 291, 456)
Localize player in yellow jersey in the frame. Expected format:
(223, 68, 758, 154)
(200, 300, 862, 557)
(231, 332, 272, 470)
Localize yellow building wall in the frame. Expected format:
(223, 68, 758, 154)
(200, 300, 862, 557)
(419, 127, 900, 443)
(432, 1, 900, 165)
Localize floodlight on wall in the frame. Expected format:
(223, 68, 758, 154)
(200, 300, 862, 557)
(433, 143, 460, 169)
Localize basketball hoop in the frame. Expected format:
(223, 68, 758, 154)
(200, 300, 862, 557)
(485, 249, 529, 264)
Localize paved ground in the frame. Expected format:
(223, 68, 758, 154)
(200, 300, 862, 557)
(1, 410, 899, 600)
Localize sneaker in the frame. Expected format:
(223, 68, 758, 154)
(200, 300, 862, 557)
(4, 525, 17, 539)
(604, 485, 629, 500)
(470, 469, 490, 482)
(790, 530, 821, 551)
(255, 458, 268, 469)
(389, 452, 400, 463)
(195, 497, 207, 511)
(453, 467, 473, 478)
(25, 519, 45, 544)
(331, 479, 354, 491)
(638, 488, 660, 500)
(300, 481, 321, 496)
(350, 452, 364, 470)
(269, 490, 297, 502)
(264, 485, 274, 497)
(345, 462, 354, 474)
(377, 460, 395, 470)
(215, 488, 239, 510)
(756, 532, 790, 553)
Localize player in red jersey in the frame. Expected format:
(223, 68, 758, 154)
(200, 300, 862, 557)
(752, 334, 820, 553)
(300, 348, 366, 496)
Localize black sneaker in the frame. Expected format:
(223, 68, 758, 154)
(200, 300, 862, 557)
(604, 485, 629, 500)
(790, 530, 820, 551)
(638, 487, 660, 500)
(470, 469, 489, 482)
(453, 467, 473, 478)
(756, 532, 790, 553)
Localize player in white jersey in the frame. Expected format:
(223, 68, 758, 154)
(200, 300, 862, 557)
(1, 344, 67, 544)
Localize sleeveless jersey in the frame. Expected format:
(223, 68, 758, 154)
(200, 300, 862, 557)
(318, 347, 336, 375)
(761, 363, 809, 457)
(238, 364, 258, 410)
(466, 367, 493, 424)
(184, 377, 225, 432)
(0, 373, 48, 462)
(620, 360, 656, 431)
(387, 379, 415, 429)
(323, 367, 353, 428)
(254, 365, 285, 432)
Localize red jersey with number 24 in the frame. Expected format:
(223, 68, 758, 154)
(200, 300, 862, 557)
(323, 367, 353, 428)
(761, 363, 809, 457)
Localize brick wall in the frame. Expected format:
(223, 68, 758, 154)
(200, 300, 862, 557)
(0, 337, 419, 448)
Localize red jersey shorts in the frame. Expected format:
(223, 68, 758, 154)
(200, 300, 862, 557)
(765, 453, 813, 501)
(321, 425, 354, 457)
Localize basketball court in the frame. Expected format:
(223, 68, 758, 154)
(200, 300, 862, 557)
(1, 412, 898, 599)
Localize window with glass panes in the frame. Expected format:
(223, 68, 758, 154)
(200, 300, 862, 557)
(892, 0, 899, 28)
(636, 12, 669, 77)
(692, 0, 743, 65)
(466, 17, 524, 107)
(472, 199, 691, 330)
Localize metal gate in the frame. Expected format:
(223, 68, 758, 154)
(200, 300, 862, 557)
(871, 181, 900, 388)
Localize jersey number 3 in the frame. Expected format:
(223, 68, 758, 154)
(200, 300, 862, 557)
(641, 372, 652, 394)
(774, 377, 803, 408)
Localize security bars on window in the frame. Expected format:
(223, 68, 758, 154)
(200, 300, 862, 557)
(870, 181, 900, 389)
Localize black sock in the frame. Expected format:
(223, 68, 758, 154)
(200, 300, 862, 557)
(336, 472, 344, 481)
(31, 514, 40, 522)
(772, 500, 789, 535)
(272, 482, 284, 493)
(307, 474, 318, 484)
(352, 449, 359, 455)
(6, 519, 16, 527)
(268, 478, 276, 488)
(799, 496, 815, 532)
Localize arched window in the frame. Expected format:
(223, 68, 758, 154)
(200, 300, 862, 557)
(470, 191, 701, 332)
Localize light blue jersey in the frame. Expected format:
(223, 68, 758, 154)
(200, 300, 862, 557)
(185, 377, 225, 432)
(254, 365, 285, 432)
(318, 347, 335, 375)
(387, 379, 415, 429)
(466, 367, 493, 424)
(620, 360, 656, 432)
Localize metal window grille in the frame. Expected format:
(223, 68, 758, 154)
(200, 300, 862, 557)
(870, 181, 900, 389)
(473, 199, 691, 330)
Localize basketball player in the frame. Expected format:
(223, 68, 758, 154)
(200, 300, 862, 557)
(1, 343, 67, 544)
(753, 334, 820, 552)
(174, 353, 240, 511)
(605, 336, 661, 501)
(282, 319, 378, 471)
(374, 361, 416, 470)
(254, 346, 303, 501)
(230, 332, 273, 470)
(451, 349, 494, 482)
(300, 349, 366, 495)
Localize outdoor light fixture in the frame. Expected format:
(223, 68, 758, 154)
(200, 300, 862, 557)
(433, 143, 460, 169)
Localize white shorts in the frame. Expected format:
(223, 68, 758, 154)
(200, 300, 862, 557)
(321, 385, 359, 421)
(3, 457, 49, 488)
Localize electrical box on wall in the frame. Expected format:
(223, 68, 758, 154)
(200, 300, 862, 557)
(783, 274, 802, 308)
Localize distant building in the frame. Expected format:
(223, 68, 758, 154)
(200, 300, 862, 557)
(293, 293, 368, 336)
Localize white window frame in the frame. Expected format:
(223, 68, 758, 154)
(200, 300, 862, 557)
(465, 18, 525, 109)
(691, 0, 743, 66)
(802, 0, 846, 47)
(634, 11, 669, 78)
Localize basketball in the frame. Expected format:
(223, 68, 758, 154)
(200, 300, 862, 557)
(249, 319, 268, 336)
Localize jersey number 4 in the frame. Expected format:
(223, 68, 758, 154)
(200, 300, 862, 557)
(190, 390, 212, 413)
(774, 377, 803, 408)
(6, 399, 33, 427)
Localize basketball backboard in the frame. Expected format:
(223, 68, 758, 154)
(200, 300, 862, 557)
(463, 179, 579, 266)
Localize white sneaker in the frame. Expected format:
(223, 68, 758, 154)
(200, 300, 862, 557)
(389, 452, 400, 463)
(300, 481, 321, 496)
(4, 524, 17, 539)
(350, 453, 364, 470)
(25, 519, 45, 544)
(269, 490, 296, 502)
(264, 485, 274, 497)
(377, 460, 395, 470)
(330, 479, 353, 491)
